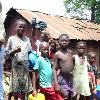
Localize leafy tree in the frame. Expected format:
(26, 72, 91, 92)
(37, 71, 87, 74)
(64, 0, 100, 23)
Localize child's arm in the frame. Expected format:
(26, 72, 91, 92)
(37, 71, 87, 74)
(52, 53, 60, 92)
(32, 58, 40, 95)
(5, 46, 21, 60)
(9, 46, 21, 57)
(32, 70, 37, 96)
(92, 73, 96, 89)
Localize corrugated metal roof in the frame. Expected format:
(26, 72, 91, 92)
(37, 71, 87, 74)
(17, 9, 100, 41)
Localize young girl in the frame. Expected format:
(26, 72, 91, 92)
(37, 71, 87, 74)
(73, 41, 91, 100)
(5, 19, 33, 100)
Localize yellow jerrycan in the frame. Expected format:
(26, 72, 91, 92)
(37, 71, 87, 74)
(28, 93, 45, 100)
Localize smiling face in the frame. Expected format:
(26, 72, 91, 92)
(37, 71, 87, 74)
(77, 42, 87, 55)
(16, 19, 26, 37)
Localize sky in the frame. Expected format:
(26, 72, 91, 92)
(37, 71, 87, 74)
(0, 0, 91, 21)
(1, 0, 67, 20)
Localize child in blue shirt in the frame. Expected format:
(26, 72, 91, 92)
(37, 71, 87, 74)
(32, 42, 63, 100)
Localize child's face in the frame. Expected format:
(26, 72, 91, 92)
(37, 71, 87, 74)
(40, 34, 45, 41)
(40, 34, 49, 42)
(41, 44, 49, 57)
(59, 36, 69, 48)
(88, 54, 96, 63)
(16, 20, 26, 37)
(77, 43, 86, 54)
(50, 42, 57, 53)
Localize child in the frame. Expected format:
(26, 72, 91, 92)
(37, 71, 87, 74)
(5, 19, 33, 100)
(73, 41, 91, 100)
(87, 51, 98, 99)
(49, 39, 58, 62)
(53, 34, 76, 100)
(32, 42, 63, 100)
(88, 51, 98, 80)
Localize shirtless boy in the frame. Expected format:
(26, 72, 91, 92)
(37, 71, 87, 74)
(53, 34, 76, 100)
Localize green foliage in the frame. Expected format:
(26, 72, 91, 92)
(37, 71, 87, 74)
(64, 0, 100, 23)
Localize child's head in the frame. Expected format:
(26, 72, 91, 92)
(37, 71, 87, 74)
(40, 33, 50, 42)
(49, 40, 57, 53)
(39, 42, 49, 57)
(15, 19, 26, 37)
(40, 33, 46, 42)
(76, 41, 87, 55)
(58, 34, 69, 49)
(87, 51, 96, 64)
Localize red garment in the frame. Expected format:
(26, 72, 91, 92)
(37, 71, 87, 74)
(49, 51, 54, 60)
(40, 87, 63, 100)
(88, 72, 95, 85)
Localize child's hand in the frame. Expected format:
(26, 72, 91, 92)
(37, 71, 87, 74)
(93, 84, 96, 89)
(55, 83, 60, 92)
(14, 46, 21, 53)
(93, 89, 96, 94)
(10, 46, 21, 57)
(32, 90, 37, 96)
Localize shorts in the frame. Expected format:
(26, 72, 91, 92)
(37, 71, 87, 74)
(40, 87, 63, 100)
(57, 74, 76, 99)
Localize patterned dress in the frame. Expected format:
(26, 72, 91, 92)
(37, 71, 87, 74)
(73, 55, 91, 96)
(6, 35, 33, 93)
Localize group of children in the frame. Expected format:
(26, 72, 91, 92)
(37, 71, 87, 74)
(30, 33, 100, 100)
(0, 18, 100, 100)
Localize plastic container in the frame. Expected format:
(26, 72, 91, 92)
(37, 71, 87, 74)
(28, 93, 45, 100)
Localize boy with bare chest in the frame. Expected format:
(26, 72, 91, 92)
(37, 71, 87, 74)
(53, 34, 76, 100)
(57, 50, 74, 76)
